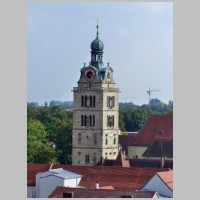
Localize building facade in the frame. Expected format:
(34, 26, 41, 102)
(72, 24, 119, 165)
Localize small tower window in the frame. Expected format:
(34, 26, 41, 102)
(107, 115, 114, 127)
(81, 95, 84, 107)
(113, 137, 116, 145)
(107, 96, 115, 108)
(85, 155, 90, 163)
(105, 138, 108, 145)
(93, 96, 96, 107)
(93, 115, 95, 126)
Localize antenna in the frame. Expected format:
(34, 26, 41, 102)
(147, 87, 161, 108)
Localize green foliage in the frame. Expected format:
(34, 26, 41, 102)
(120, 108, 150, 132)
(119, 111, 126, 132)
(35, 144, 57, 164)
(27, 119, 48, 163)
(27, 106, 73, 164)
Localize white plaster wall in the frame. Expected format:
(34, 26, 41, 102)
(64, 177, 82, 187)
(142, 174, 173, 198)
(128, 146, 148, 158)
(39, 176, 64, 198)
(27, 186, 36, 198)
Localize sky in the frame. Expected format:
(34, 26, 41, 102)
(27, 2, 173, 106)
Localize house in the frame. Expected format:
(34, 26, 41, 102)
(141, 170, 173, 198)
(95, 115, 173, 169)
(127, 115, 173, 160)
(48, 186, 159, 198)
(27, 163, 170, 196)
(27, 165, 82, 198)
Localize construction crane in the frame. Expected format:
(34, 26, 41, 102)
(147, 88, 161, 107)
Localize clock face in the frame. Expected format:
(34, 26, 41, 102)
(84, 68, 96, 81)
(105, 69, 112, 82)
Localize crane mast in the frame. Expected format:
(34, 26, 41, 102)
(147, 87, 161, 108)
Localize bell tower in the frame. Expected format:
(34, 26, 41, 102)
(72, 23, 119, 166)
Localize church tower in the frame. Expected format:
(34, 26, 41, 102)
(72, 23, 119, 166)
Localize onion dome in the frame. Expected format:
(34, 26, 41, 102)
(90, 23, 104, 51)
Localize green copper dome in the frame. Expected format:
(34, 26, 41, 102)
(90, 23, 104, 52)
(90, 36, 104, 51)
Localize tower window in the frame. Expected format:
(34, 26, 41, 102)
(105, 138, 108, 145)
(81, 95, 84, 107)
(93, 96, 96, 107)
(81, 115, 84, 126)
(85, 155, 90, 163)
(107, 115, 114, 127)
(90, 95, 93, 107)
(107, 96, 115, 108)
(90, 115, 92, 126)
(93, 115, 95, 126)
(113, 137, 116, 145)
(81, 115, 95, 126)
(82, 95, 96, 107)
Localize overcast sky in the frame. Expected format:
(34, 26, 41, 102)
(27, 2, 173, 106)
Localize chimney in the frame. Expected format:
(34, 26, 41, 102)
(95, 181, 99, 189)
(63, 192, 74, 198)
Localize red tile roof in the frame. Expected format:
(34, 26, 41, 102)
(100, 185, 114, 190)
(132, 115, 173, 146)
(157, 170, 173, 190)
(48, 186, 157, 198)
(119, 134, 137, 155)
(27, 163, 170, 190)
(142, 139, 173, 158)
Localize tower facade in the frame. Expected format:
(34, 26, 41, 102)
(72, 24, 119, 165)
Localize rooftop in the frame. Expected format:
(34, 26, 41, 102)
(132, 115, 173, 146)
(48, 186, 158, 198)
(38, 168, 82, 179)
(157, 170, 173, 190)
(28, 163, 170, 190)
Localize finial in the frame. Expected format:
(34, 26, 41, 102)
(96, 19, 99, 37)
(107, 62, 109, 67)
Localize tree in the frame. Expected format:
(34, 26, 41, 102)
(119, 111, 126, 131)
(27, 119, 48, 163)
(55, 120, 73, 164)
(35, 144, 57, 164)
(121, 108, 150, 132)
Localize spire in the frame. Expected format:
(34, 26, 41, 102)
(90, 21, 104, 70)
(96, 19, 99, 38)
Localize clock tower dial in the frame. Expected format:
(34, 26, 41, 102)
(84, 68, 96, 82)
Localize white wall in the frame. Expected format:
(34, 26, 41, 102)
(128, 146, 148, 158)
(142, 174, 173, 198)
(39, 175, 64, 198)
(27, 186, 36, 198)
(64, 177, 82, 187)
